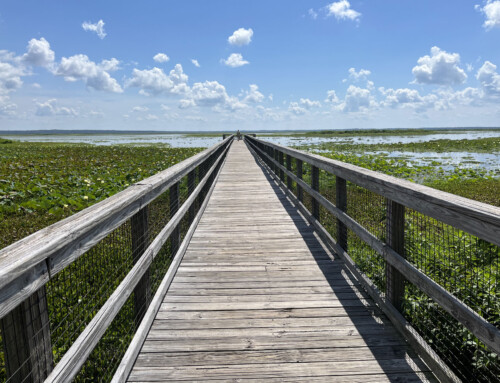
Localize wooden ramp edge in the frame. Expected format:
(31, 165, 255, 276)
(126, 141, 437, 382)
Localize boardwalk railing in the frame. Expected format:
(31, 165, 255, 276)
(0, 136, 233, 383)
(245, 135, 500, 383)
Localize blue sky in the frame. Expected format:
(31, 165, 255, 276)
(1, 0, 500, 131)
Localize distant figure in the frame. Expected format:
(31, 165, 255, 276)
(236, 130, 241, 141)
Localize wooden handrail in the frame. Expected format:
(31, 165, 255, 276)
(245, 136, 500, 247)
(111, 147, 227, 383)
(45, 142, 230, 383)
(246, 137, 500, 355)
(0, 136, 233, 318)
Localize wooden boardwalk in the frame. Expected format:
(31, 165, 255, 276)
(127, 141, 435, 382)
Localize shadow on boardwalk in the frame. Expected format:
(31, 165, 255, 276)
(247, 144, 434, 382)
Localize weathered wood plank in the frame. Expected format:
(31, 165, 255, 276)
(133, 346, 418, 367)
(124, 141, 436, 382)
(128, 359, 431, 381)
(155, 306, 382, 320)
(140, 333, 406, 353)
(150, 315, 389, 330)
(247, 141, 456, 382)
(128, 373, 435, 383)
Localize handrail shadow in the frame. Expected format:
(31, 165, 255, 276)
(246, 142, 434, 382)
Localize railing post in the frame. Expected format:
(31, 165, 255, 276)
(278, 151, 284, 181)
(131, 206, 150, 327)
(386, 200, 406, 312)
(336, 177, 348, 250)
(286, 154, 292, 190)
(170, 181, 181, 254)
(199, 161, 206, 205)
(188, 169, 196, 223)
(296, 159, 303, 202)
(312, 166, 320, 220)
(1, 287, 53, 383)
(271, 147, 276, 174)
(269, 146, 274, 172)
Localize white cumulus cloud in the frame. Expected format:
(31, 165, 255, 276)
(345, 67, 371, 82)
(56, 54, 123, 93)
(190, 81, 229, 107)
(23, 38, 55, 67)
(0, 97, 17, 116)
(35, 99, 78, 116)
(412, 46, 467, 86)
(0, 62, 24, 93)
(179, 80, 247, 111)
(228, 28, 253, 46)
(299, 98, 321, 109)
(222, 53, 249, 68)
(326, 1, 361, 22)
(0, 51, 28, 116)
(308, 9, 318, 20)
(191, 59, 200, 67)
(242, 84, 264, 103)
(289, 102, 307, 115)
(476, 60, 500, 96)
(179, 98, 196, 109)
(126, 64, 188, 95)
(153, 53, 170, 63)
(379, 87, 423, 108)
(145, 114, 159, 121)
(132, 106, 149, 112)
(82, 20, 106, 39)
(99, 58, 120, 72)
(476, 1, 500, 29)
(325, 90, 339, 103)
(339, 85, 376, 112)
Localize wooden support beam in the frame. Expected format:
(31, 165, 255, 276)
(296, 158, 303, 202)
(131, 207, 150, 327)
(199, 161, 207, 205)
(278, 151, 284, 181)
(286, 154, 293, 190)
(188, 169, 196, 223)
(273, 148, 278, 174)
(336, 177, 347, 250)
(269, 147, 274, 172)
(386, 200, 406, 312)
(312, 165, 320, 221)
(1, 287, 53, 383)
(169, 182, 181, 254)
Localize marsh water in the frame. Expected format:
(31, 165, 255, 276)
(2, 130, 499, 174)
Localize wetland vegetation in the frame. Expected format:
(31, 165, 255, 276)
(0, 141, 203, 250)
(294, 135, 499, 206)
(0, 130, 498, 381)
